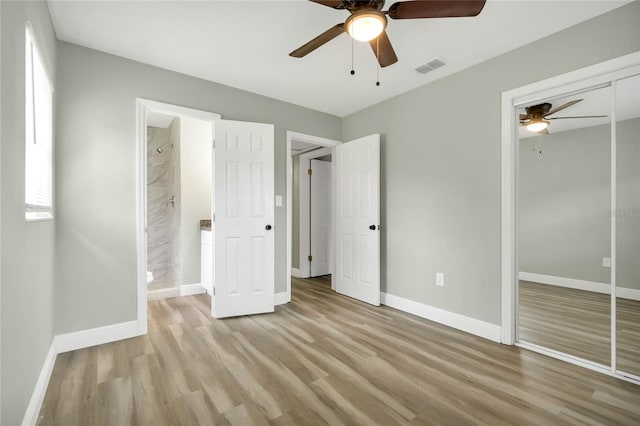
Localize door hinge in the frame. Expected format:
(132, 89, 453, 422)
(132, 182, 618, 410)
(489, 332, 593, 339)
(212, 138, 215, 149)
(308, 168, 312, 176)
(308, 255, 312, 262)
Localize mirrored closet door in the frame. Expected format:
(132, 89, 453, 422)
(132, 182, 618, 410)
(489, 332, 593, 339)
(517, 84, 613, 366)
(615, 73, 640, 379)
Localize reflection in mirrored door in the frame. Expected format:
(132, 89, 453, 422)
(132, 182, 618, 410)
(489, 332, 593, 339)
(615, 74, 640, 378)
(517, 85, 612, 365)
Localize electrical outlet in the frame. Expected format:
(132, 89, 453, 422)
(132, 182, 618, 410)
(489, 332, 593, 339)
(436, 272, 444, 287)
(603, 257, 611, 267)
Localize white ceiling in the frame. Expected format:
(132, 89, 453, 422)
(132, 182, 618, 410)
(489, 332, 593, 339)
(48, 0, 630, 117)
(518, 73, 640, 138)
(147, 110, 176, 128)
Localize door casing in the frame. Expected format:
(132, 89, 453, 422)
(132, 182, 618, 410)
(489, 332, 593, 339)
(286, 132, 341, 301)
(298, 147, 333, 279)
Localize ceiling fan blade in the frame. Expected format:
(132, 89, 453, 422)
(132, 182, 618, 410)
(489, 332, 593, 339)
(289, 23, 345, 58)
(544, 99, 583, 116)
(388, 0, 487, 19)
(519, 114, 530, 121)
(547, 115, 608, 120)
(369, 31, 398, 68)
(309, 0, 346, 9)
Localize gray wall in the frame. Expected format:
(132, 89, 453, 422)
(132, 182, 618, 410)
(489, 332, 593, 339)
(519, 124, 611, 284)
(54, 41, 342, 333)
(519, 119, 640, 289)
(341, 2, 640, 325)
(0, 1, 57, 424)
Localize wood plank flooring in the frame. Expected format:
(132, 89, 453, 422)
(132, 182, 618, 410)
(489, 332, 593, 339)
(519, 280, 640, 376)
(38, 277, 640, 425)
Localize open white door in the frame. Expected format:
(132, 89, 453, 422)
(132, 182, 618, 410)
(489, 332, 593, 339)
(310, 159, 332, 277)
(335, 134, 380, 306)
(213, 119, 275, 318)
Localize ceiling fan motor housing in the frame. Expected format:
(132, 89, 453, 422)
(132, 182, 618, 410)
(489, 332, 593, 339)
(525, 103, 552, 116)
(344, 0, 386, 11)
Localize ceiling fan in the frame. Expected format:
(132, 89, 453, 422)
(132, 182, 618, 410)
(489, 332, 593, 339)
(289, 0, 487, 68)
(519, 99, 608, 134)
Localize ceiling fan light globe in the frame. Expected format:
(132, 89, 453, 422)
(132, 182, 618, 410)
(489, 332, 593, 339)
(346, 11, 387, 42)
(526, 120, 549, 133)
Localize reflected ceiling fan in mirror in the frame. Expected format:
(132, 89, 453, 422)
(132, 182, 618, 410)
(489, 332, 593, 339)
(289, 0, 487, 71)
(520, 99, 608, 134)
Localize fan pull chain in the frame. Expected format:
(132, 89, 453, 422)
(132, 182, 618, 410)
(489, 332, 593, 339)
(350, 37, 355, 76)
(375, 36, 380, 86)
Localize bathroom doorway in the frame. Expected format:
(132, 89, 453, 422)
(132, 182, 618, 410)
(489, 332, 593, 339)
(135, 99, 220, 332)
(145, 111, 214, 301)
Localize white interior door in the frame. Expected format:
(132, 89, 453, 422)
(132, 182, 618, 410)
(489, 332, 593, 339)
(335, 134, 380, 305)
(213, 119, 275, 318)
(310, 159, 332, 277)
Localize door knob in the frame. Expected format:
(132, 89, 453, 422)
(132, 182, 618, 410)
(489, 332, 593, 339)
(369, 225, 377, 230)
(265, 225, 272, 230)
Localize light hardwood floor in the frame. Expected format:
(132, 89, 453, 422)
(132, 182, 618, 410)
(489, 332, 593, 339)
(519, 280, 640, 376)
(38, 277, 640, 425)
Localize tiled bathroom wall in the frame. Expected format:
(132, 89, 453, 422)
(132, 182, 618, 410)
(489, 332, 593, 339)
(147, 118, 182, 291)
(147, 126, 170, 288)
(167, 118, 182, 289)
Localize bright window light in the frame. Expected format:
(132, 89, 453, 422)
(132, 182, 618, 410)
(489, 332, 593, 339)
(25, 23, 54, 221)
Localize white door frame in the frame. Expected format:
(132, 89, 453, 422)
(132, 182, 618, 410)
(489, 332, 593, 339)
(286, 131, 341, 302)
(135, 98, 220, 335)
(500, 52, 640, 382)
(300, 147, 333, 278)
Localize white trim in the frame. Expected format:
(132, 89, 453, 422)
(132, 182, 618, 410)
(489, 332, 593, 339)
(56, 321, 138, 354)
(147, 287, 180, 301)
(291, 268, 306, 278)
(135, 99, 148, 335)
(381, 292, 501, 343)
(286, 131, 341, 302)
(517, 341, 640, 386)
(501, 86, 518, 344)
(617, 370, 640, 383)
(136, 98, 221, 331)
(21, 340, 56, 426)
(617, 287, 640, 301)
(519, 272, 640, 301)
(519, 272, 609, 294)
(275, 292, 290, 306)
(610, 79, 618, 372)
(180, 283, 206, 296)
(501, 52, 640, 347)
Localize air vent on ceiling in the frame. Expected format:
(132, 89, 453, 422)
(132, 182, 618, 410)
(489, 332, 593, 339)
(415, 58, 446, 74)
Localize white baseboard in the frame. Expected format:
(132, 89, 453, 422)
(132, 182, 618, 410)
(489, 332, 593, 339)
(147, 287, 180, 300)
(519, 272, 640, 301)
(56, 320, 139, 354)
(22, 340, 57, 426)
(618, 287, 640, 301)
(291, 268, 308, 278)
(380, 292, 501, 343)
(180, 283, 206, 296)
(275, 292, 290, 306)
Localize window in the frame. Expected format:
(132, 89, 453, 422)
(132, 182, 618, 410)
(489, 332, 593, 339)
(25, 22, 53, 221)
